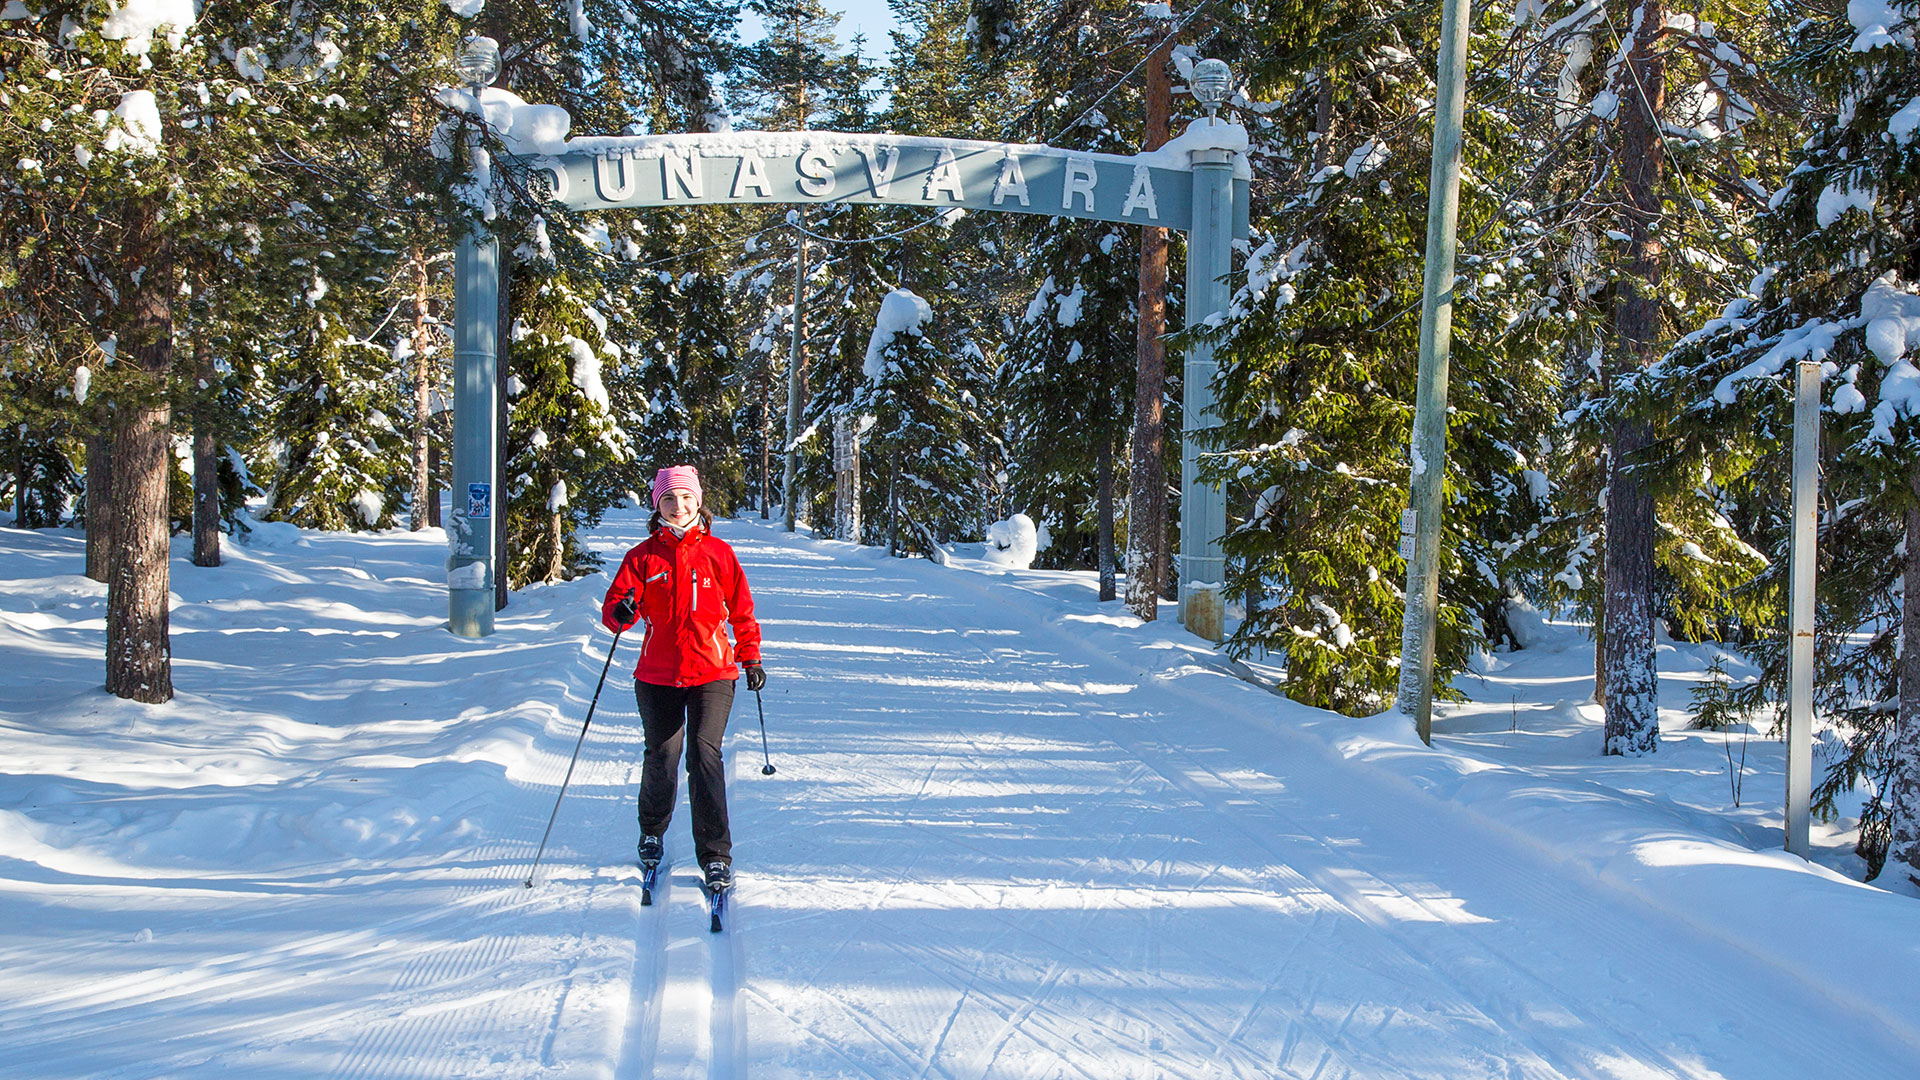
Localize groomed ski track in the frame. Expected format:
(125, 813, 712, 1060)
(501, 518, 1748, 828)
(596, 515, 1920, 1078)
(3, 509, 1919, 1078)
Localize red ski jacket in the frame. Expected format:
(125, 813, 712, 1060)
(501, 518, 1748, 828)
(602, 523, 762, 687)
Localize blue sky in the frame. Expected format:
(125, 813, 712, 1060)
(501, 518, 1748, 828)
(737, 1, 903, 63)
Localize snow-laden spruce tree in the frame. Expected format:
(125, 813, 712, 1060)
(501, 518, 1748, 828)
(968, 0, 1171, 596)
(250, 263, 411, 532)
(601, 211, 745, 513)
(0, 1, 404, 701)
(1504, 0, 1785, 754)
(499, 261, 632, 584)
(1208, 8, 1562, 715)
(853, 287, 992, 550)
(1000, 219, 1140, 593)
(1634, 0, 1920, 876)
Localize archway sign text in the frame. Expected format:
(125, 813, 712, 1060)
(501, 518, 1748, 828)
(448, 125, 1248, 639)
(524, 131, 1250, 236)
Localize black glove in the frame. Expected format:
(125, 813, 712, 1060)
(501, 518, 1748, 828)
(744, 662, 766, 692)
(611, 596, 637, 628)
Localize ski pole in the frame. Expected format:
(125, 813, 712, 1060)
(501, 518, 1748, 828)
(754, 688, 776, 776)
(524, 623, 624, 888)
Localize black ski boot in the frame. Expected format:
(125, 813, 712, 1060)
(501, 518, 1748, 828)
(703, 861, 732, 932)
(638, 835, 664, 906)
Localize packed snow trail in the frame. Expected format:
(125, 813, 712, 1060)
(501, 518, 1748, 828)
(0, 525, 667, 1079)
(3, 511, 1920, 1078)
(712, 520, 1917, 1079)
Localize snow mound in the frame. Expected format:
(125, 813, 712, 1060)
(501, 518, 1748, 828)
(238, 518, 308, 549)
(983, 513, 1039, 569)
(1504, 594, 1568, 652)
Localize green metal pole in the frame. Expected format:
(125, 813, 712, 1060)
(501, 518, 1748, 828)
(1395, 0, 1473, 743)
(782, 217, 807, 532)
(1179, 147, 1235, 642)
(450, 222, 498, 638)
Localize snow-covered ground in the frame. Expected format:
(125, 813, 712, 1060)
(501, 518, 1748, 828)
(3, 508, 1918, 1078)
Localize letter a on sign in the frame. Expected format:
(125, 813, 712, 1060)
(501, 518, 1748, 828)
(1121, 164, 1158, 220)
(732, 152, 772, 198)
(993, 153, 1030, 207)
(924, 148, 965, 202)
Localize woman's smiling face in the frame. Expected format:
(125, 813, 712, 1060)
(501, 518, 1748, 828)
(658, 488, 700, 528)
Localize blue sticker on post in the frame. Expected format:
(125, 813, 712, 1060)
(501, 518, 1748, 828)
(467, 482, 491, 520)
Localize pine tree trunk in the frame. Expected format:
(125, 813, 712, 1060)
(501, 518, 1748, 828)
(409, 245, 436, 531)
(783, 222, 809, 532)
(104, 204, 174, 704)
(85, 430, 115, 583)
(191, 334, 221, 567)
(1098, 429, 1116, 602)
(547, 510, 565, 583)
(15, 433, 31, 528)
(1126, 31, 1174, 621)
(1592, 598, 1607, 706)
(1312, 70, 1336, 174)
(760, 369, 773, 518)
(1601, 0, 1666, 756)
(1886, 467, 1920, 877)
(427, 428, 443, 528)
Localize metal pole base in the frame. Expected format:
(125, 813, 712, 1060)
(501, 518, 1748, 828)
(1184, 585, 1225, 643)
(450, 586, 495, 638)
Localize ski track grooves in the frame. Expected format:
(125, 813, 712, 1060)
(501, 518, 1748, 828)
(913, 537, 1910, 1079)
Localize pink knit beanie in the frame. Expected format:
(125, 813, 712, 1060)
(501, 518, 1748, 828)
(651, 465, 702, 508)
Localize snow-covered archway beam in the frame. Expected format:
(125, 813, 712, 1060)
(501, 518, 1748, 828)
(525, 128, 1250, 238)
(449, 108, 1251, 640)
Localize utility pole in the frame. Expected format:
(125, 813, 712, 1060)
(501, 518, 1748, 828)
(780, 13, 809, 532)
(782, 212, 808, 531)
(1786, 360, 1819, 857)
(1395, 0, 1473, 743)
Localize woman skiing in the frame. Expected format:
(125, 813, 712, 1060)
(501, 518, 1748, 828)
(602, 465, 764, 900)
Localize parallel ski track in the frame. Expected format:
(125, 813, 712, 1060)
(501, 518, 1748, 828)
(616, 787, 671, 1080)
(935, 557, 1920, 1079)
(611, 740, 753, 1079)
(936, 627, 1514, 1080)
(726, 526, 1920, 1079)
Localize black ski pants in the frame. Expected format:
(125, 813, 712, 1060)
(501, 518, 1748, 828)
(634, 678, 735, 867)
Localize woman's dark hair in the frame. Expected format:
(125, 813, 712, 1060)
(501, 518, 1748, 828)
(649, 505, 715, 534)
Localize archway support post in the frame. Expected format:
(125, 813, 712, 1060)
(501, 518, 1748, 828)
(449, 224, 499, 638)
(1179, 147, 1235, 643)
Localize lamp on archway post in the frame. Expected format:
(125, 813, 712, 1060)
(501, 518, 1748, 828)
(449, 35, 501, 639)
(1395, 0, 1473, 743)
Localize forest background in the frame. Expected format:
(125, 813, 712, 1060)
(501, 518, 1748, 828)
(5, 0, 1920, 879)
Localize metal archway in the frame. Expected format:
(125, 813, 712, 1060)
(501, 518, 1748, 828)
(449, 125, 1250, 637)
